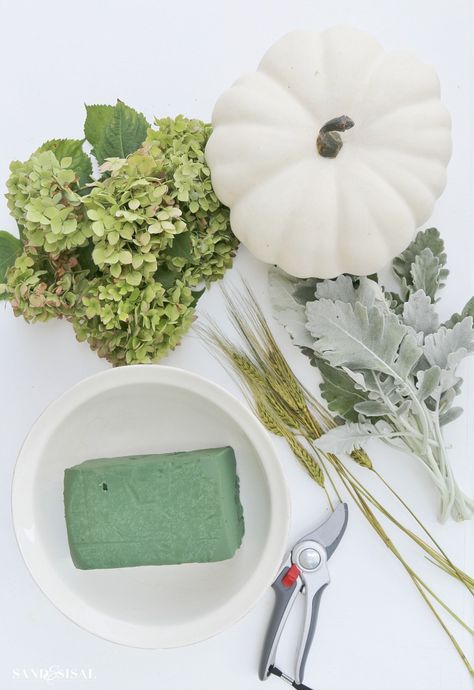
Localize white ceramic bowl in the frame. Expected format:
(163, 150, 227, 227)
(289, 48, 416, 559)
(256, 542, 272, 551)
(12, 365, 289, 648)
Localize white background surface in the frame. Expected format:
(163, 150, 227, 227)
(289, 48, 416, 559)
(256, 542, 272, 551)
(0, 1, 473, 689)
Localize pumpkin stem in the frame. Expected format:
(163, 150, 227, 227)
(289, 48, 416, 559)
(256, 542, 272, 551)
(317, 115, 354, 158)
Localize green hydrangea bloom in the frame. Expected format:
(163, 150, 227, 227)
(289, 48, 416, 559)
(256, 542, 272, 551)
(71, 275, 195, 365)
(2, 251, 79, 321)
(83, 152, 187, 286)
(6, 151, 91, 254)
(145, 116, 238, 285)
(84, 117, 237, 290)
(2, 108, 238, 366)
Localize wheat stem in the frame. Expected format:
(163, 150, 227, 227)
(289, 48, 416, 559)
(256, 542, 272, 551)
(196, 282, 474, 676)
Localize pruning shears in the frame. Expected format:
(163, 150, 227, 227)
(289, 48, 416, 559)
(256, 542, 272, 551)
(259, 502, 349, 690)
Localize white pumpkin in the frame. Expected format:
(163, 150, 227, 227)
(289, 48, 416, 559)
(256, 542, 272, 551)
(205, 27, 452, 278)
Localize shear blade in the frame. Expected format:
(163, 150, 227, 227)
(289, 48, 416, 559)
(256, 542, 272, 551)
(300, 502, 348, 558)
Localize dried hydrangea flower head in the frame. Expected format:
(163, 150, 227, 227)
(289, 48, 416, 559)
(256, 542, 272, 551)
(145, 116, 237, 286)
(6, 151, 91, 255)
(84, 152, 187, 287)
(72, 275, 195, 365)
(5, 252, 80, 321)
(0, 103, 238, 366)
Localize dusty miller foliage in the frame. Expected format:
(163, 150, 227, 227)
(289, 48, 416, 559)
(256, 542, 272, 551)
(269, 228, 474, 521)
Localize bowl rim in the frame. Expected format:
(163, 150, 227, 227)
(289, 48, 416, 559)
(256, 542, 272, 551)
(11, 364, 290, 648)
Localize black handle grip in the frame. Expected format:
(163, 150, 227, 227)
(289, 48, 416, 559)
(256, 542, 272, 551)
(269, 666, 316, 690)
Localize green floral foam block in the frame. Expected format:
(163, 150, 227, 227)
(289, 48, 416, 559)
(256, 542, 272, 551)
(64, 447, 244, 570)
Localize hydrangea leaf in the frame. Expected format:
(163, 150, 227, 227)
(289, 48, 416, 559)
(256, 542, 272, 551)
(76, 243, 98, 278)
(191, 287, 205, 306)
(155, 265, 181, 289)
(306, 299, 422, 382)
(84, 104, 115, 159)
(167, 231, 194, 260)
(0, 230, 22, 297)
(37, 139, 92, 186)
(86, 101, 149, 164)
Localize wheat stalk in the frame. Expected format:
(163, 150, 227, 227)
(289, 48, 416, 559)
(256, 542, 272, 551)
(196, 281, 474, 676)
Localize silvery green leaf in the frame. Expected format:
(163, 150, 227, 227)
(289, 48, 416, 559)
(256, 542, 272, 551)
(437, 370, 464, 403)
(317, 359, 370, 423)
(268, 267, 314, 349)
(314, 275, 385, 308)
(314, 420, 393, 454)
(314, 275, 354, 302)
(270, 267, 319, 306)
(402, 289, 439, 335)
(385, 290, 405, 314)
(438, 376, 465, 415)
(424, 371, 463, 412)
(399, 278, 411, 303)
(443, 296, 474, 329)
(396, 399, 412, 418)
(341, 367, 369, 390)
(376, 377, 407, 407)
(358, 278, 389, 307)
(416, 366, 442, 401)
(439, 407, 463, 426)
(423, 317, 474, 371)
(353, 400, 388, 417)
(439, 388, 455, 412)
(292, 277, 319, 305)
(341, 368, 404, 407)
(410, 248, 445, 302)
(393, 228, 448, 301)
(439, 369, 462, 393)
(306, 300, 422, 382)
